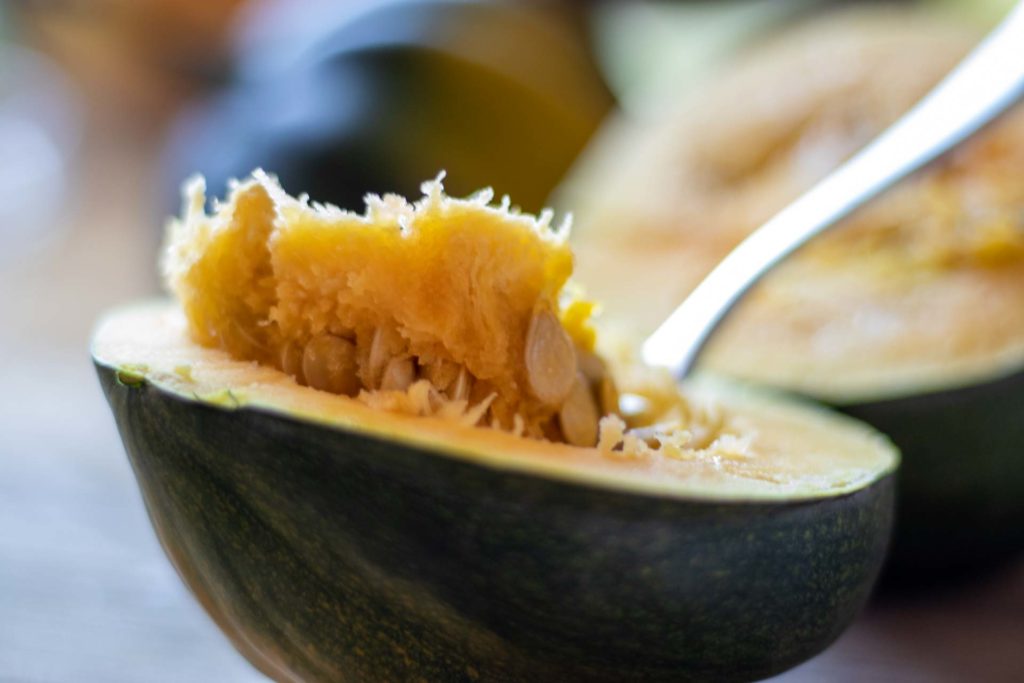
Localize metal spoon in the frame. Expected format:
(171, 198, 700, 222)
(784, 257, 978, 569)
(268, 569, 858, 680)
(642, 1, 1024, 380)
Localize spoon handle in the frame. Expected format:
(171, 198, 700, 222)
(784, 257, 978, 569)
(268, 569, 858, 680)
(642, 2, 1024, 379)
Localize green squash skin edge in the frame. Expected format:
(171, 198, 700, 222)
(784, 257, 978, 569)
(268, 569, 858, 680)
(838, 370, 1024, 585)
(97, 362, 893, 683)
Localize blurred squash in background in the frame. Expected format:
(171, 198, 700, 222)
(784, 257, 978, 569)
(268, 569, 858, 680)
(559, 3, 1024, 585)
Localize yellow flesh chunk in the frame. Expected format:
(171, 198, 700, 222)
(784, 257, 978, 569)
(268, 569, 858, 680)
(164, 172, 604, 440)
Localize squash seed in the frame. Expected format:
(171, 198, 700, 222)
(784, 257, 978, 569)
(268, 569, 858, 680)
(575, 348, 619, 417)
(597, 376, 620, 417)
(302, 333, 360, 396)
(368, 326, 404, 387)
(279, 340, 306, 384)
(559, 372, 600, 447)
(450, 365, 473, 402)
(525, 306, 576, 406)
(380, 356, 416, 391)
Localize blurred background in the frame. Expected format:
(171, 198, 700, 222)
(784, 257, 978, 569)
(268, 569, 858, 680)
(0, 0, 1021, 680)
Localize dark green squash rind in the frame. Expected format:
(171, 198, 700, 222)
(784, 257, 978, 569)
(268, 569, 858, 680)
(837, 367, 1024, 584)
(97, 361, 893, 682)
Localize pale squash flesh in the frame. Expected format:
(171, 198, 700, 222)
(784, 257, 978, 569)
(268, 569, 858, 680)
(164, 172, 593, 439)
(93, 304, 895, 500)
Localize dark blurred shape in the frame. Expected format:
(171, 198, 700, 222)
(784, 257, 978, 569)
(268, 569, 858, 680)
(163, 0, 614, 214)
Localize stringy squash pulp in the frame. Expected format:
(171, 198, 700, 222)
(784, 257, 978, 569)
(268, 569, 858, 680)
(150, 171, 894, 496)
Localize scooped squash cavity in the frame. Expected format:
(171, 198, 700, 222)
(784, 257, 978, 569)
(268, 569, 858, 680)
(150, 170, 895, 497)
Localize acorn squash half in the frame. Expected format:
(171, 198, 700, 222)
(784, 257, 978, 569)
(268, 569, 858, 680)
(94, 173, 896, 682)
(558, 8, 1024, 581)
